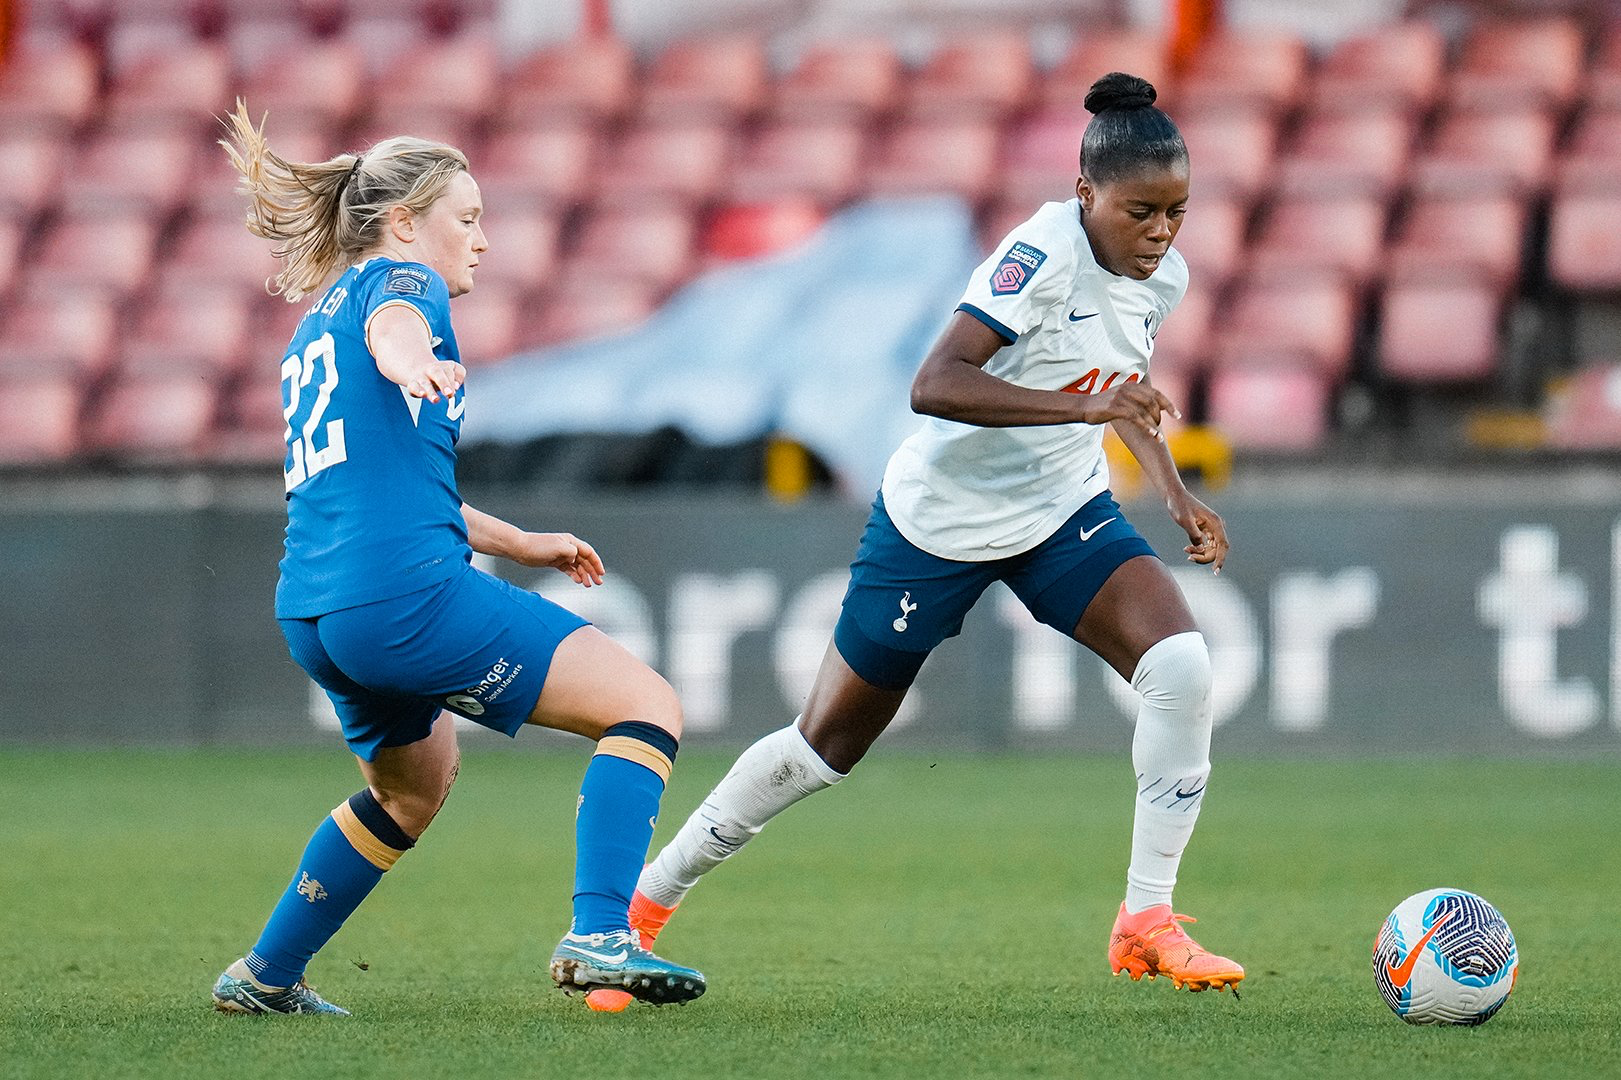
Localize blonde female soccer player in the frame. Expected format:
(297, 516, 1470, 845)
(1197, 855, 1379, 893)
(591, 72, 1241, 1010)
(210, 103, 704, 1014)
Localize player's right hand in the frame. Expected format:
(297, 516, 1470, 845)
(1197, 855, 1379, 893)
(406, 360, 466, 403)
(1079, 382, 1179, 438)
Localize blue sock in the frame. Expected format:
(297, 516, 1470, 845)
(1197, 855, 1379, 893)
(245, 789, 415, 988)
(573, 721, 678, 936)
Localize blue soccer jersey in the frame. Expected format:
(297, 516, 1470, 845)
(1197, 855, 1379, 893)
(274, 259, 470, 619)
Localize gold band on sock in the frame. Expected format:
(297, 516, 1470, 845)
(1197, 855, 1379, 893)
(594, 734, 673, 783)
(331, 800, 408, 871)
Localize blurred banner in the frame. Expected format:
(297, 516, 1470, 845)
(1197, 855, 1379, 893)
(3, 488, 1618, 754)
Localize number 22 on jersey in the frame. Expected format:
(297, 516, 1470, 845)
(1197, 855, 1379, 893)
(282, 332, 348, 492)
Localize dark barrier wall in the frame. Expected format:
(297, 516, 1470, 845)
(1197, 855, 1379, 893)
(3, 482, 1618, 753)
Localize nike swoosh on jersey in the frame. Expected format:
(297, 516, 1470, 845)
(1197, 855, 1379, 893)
(1068, 310, 1100, 322)
(1385, 909, 1454, 989)
(1078, 517, 1116, 541)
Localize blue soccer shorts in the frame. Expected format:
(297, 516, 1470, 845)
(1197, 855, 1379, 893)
(280, 562, 590, 761)
(833, 489, 1157, 690)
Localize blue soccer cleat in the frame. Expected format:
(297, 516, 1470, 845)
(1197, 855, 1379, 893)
(549, 929, 706, 1006)
(212, 959, 351, 1016)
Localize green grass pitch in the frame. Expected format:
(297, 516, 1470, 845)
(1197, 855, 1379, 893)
(2, 748, 1617, 1079)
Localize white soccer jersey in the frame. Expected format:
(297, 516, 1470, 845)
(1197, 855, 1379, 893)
(880, 198, 1188, 561)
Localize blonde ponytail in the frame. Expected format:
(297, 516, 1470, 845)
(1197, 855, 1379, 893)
(218, 100, 469, 302)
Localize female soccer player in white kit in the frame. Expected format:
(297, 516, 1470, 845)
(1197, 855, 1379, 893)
(588, 72, 1241, 1009)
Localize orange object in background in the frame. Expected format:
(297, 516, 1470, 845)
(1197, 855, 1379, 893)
(1170, 0, 1222, 75)
(704, 200, 826, 261)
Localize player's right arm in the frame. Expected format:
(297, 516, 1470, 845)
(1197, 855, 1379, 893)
(909, 312, 1176, 437)
(367, 304, 466, 402)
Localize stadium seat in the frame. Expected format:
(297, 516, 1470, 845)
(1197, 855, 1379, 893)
(1174, 110, 1278, 200)
(703, 200, 826, 261)
(163, 215, 281, 291)
(331, 14, 436, 76)
(0, 376, 81, 464)
(37, 215, 161, 294)
(1547, 190, 1621, 293)
(238, 38, 367, 127)
(84, 375, 221, 460)
(1168, 195, 1247, 288)
(1545, 363, 1621, 449)
(640, 36, 769, 122)
(1041, 28, 1169, 111)
(121, 285, 255, 380)
(0, 288, 122, 380)
(523, 281, 659, 347)
(770, 38, 902, 121)
(1213, 273, 1358, 379)
(567, 205, 697, 293)
(1275, 110, 1415, 198)
(107, 41, 233, 127)
(1248, 195, 1389, 290)
(862, 119, 1000, 203)
(1378, 270, 1502, 383)
(727, 119, 868, 204)
(499, 36, 637, 125)
(1307, 21, 1445, 115)
(1000, 108, 1087, 206)
(212, 375, 291, 465)
(1149, 286, 1215, 375)
(469, 209, 560, 292)
(0, 133, 69, 219)
(1176, 28, 1308, 116)
(351, 109, 481, 156)
(1206, 365, 1330, 451)
(902, 34, 1033, 120)
(592, 122, 736, 206)
(1587, 22, 1621, 110)
(0, 40, 100, 133)
(1386, 193, 1527, 289)
(478, 122, 599, 213)
(450, 282, 523, 366)
(1448, 16, 1584, 112)
(1408, 107, 1556, 196)
(59, 128, 201, 214)
(1553, 108, 1621, 194)
(370, 34, 502, 123)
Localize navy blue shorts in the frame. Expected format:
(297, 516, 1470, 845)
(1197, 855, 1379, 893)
(834, 490, 1156, 689)
(280, 562, 590, 761)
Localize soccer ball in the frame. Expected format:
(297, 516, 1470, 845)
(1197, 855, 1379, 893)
(1372, 888, 1518, 1025)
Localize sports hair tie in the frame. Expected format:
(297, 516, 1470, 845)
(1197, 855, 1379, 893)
(339, 155, 364, 196)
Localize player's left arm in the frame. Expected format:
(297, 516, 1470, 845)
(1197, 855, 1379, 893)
(1111, 415, 1228, 573)
(461, 503, 606, 587)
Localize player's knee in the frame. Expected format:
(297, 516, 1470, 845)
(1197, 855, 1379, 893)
(1131, 631, 1211, 713)
(371, 766, 458, 838)
(636, 673, 683, 741)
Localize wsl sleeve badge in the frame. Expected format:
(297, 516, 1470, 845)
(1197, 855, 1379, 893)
(990, 241, 1047, 295)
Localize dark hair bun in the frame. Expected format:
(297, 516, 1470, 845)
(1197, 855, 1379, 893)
(1084, 72, 1157, 114)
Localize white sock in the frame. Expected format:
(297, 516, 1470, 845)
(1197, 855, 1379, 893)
(1123, 631, 1213, 914)
(638, 720, 845, 907)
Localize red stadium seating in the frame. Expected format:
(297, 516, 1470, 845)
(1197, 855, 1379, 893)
(0, 40, 100, 133)
(0, 288, 123, 380)
(1042, 29, 1169, 111)
(371, 34, 502, 123)
(0, 133, 69, 219)
(703, 200, 826, 261)
(351, 108, 481, 155)
(567, 205, 697, 293)
(1176, 28, 1308, 116)
(727, 119, 868, 204)
(1249, 195, 1389, 290)
(1150, 286, 1215, 375)
(1553, 108, 1621, 193)
(1547, 190, 1621, 292)
(1545, 363, 1621, 449)
(470, 209, 560, 292)
(1174, 110, 1278, 201)
(163, 215, 280, 292)
(1169, 195, 1247, 288)
(1378, 270, 1503, 383)
(1207, 366, 1331, 451)
(1308, 21, 1445, 115)
(59, 128, 200, 215)
(37, 215, 161, 295)
(1408, 107, 1556, 196)
(1000, 108, 1086, 206)
(1587, 23, 1621, 110)
(84, 375, 221, 460)
(525, 281, 659, 347)
(0, 376, 81, 464)
(771, 39, 902, 121)
(1448, 16, 1584, 112)
(478, 122, 600, 213)
(122, 285, 256, 380)
(107, 41, 233, 127)
(499, 37, 637, 125)
(1386, 193, 1527, 288)
(903, 35, 1033, 120)
(1276, 110, 1415, 198)
(640, 36, 769, 122)
(1213, 273, 1358, 379)
(216, 376, 289, 465)
(450, 282, 523, 365)
(592, 121, 737, 206)
(863, 119, 1000, 203)
(238, 39, 367, 127)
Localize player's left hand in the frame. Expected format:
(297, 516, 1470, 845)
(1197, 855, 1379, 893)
(1168, 494, 1228, 574)
(514, 532, 606, 586)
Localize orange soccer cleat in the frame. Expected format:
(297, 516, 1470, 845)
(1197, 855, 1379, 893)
(583, 891, 680, 1013)
(1108, 902, 1245, 994)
